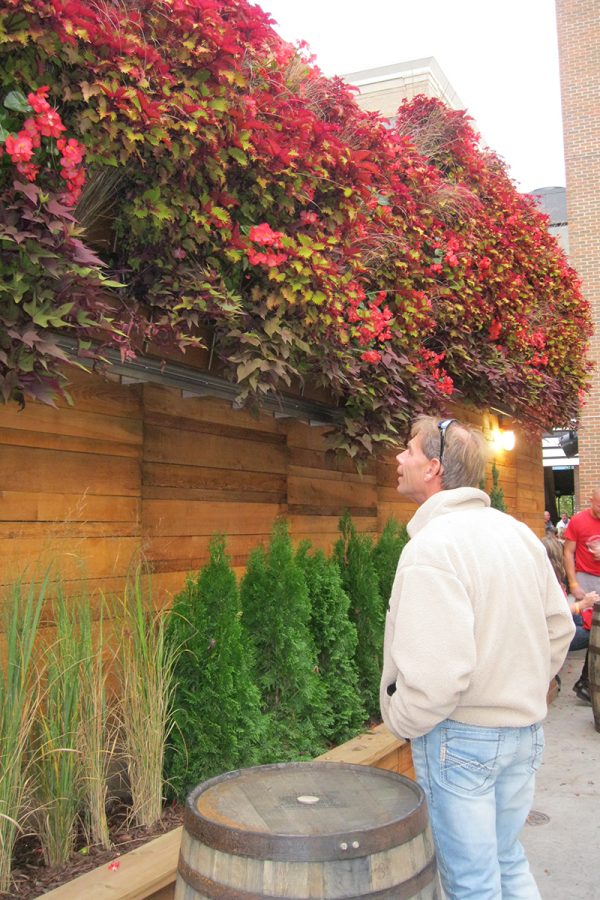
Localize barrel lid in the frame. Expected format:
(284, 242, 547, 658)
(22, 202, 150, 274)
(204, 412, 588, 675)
(184, 762, 427, 861)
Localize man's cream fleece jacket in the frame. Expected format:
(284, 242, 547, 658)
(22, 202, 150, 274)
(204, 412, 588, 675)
(380, 488, 575, 740)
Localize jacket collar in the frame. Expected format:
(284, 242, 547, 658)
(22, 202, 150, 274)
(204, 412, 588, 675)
(408, 487, 491, 538)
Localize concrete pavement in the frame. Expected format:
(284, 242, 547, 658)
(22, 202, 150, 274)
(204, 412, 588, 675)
(521, 650, 600, 899)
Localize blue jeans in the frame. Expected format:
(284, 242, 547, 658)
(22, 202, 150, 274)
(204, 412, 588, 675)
(569, 614, 589, 652)
(411, 719, 543, 899)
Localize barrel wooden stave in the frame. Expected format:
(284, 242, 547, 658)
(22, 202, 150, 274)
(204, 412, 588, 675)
(174, 762, 440, 899)
(176, 828, 436, 898)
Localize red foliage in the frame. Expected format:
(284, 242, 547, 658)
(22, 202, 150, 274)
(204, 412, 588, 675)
(0, 0, 592, 454)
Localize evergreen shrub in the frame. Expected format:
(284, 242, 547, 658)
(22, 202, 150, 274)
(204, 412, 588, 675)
(164, 536, 264, 801)
(372, 518, 410, 606)
(489, 461, 508, 512)
(297, 544, 366, 745)
(333, 513, 383, 720)
(241, 522, 329, 760)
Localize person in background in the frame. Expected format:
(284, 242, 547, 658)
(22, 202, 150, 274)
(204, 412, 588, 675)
(381, 416, 574, 900)
(544, 510, 557, 535)
(556, 512, 570, 539)
(542, 534, 597, 702)
(563, 491, 600, 701)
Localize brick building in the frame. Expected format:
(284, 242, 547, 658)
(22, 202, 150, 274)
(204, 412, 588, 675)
(556, 0, 600, 507)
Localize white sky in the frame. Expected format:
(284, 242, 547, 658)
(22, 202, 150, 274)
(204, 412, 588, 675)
(257, 0, 564, 193)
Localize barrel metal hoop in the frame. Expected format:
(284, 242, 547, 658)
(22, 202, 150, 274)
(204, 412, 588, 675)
(183, 799, 428, 862)
(183, 762, 428, 862)
(177, 855, 438, 900)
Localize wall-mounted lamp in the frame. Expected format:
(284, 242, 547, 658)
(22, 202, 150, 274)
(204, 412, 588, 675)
(491, 428, 516, 452)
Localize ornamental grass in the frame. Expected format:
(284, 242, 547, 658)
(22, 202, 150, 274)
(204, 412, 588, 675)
(0, 575, 46, 894)
(78, 599, 115, 851)
(116, 568, 178, 829)
(30, 591, 86, 868)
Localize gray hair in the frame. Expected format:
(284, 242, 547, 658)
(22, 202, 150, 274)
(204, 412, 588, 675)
(412, 415, 488, 489)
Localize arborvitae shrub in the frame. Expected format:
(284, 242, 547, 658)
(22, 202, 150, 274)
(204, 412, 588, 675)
(164, 536, 264, 801)
(372, 518, 410, 606)
(489, 461, 507, 512)
(240, 522, 330, 760)
(333, 512, 384, 721)
(297, 544, 366, 745)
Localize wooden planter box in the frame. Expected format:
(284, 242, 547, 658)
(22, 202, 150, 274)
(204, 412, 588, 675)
(39, 724, 414, 900)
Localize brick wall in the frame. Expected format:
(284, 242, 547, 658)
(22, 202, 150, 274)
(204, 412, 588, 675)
(556, 0, 600, 506)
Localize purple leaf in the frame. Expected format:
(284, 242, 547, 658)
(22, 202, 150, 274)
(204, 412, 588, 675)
(13, 180, 40, 204)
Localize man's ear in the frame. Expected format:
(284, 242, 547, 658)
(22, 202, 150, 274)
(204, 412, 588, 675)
(425, 457, 442, 481)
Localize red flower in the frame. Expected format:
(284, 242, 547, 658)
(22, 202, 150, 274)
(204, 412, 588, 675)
(246, 247, 288, 267)
(27, 86, 51, 114)
(488, 319, 502, 341)
(22, 119, 41, 148)
(16, 161, 40, 182)
(249, 223, 285, 247)
(361, 349, 381, 363)
(36, 109, 66, 138)
(57, 138, 85, 165)
(5, 132, 34, 163)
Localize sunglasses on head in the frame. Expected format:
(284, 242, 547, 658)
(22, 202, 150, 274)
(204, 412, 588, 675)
(437, 418, 457, 462)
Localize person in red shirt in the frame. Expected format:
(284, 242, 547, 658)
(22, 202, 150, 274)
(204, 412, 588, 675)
(563, 489, 600, 701)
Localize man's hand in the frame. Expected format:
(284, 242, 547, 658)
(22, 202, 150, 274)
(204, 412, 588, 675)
(571, 582, 586, 601)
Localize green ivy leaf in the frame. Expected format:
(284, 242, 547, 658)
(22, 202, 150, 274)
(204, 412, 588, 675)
(4, 90, 31, 113)
(228, 148, 248, 166)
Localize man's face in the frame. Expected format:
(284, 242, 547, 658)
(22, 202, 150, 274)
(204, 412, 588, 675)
(544, 511, 551, 523)
(396, 430, 434, 503)
(590, 492, 600, 518)
(562, 513, 568, 522)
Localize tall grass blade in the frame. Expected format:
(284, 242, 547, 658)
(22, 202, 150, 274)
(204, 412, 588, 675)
(31, 590, 85, 867)
(117, 568, 178, 828)
(0, 573, 47, 894)
(78, 595, 114, 850)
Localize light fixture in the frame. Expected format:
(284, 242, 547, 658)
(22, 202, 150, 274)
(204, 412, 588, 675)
(491, 428, 515, 452)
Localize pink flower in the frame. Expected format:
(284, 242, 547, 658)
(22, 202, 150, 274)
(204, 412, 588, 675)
(16, 161, 40, 182)
(22, 119, 41, 148)
(27, 86, 51, 114)
(36, 109, 66, 138)
(108, 860, 121, 872)
(58, 138, 85, 165)
(5, 133, 34, 163)
(300, 210, 318, 225)
(246, 247, 288, 267)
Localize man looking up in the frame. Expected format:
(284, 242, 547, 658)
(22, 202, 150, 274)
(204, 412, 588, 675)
(380, 416, 574, 900)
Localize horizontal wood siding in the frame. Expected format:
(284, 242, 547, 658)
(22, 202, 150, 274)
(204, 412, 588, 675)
(0, 371, 142, 600)
(0, 371, 544, 614)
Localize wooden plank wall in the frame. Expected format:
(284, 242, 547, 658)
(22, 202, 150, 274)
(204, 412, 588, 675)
(0, 369, 544, 609)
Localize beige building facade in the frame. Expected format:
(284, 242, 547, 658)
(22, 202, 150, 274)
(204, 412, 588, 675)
(342, 57, 464, 117)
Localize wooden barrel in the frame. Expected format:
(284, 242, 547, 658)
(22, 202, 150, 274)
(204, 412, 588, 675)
(590, 600, 600, 733)
(175, 761, 439, 899)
